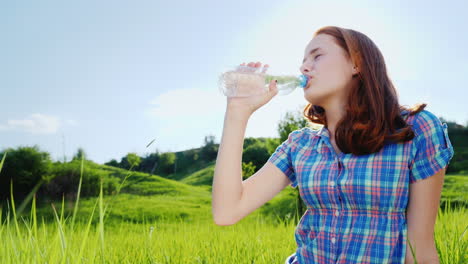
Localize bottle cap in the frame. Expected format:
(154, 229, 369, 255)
(298, 75, 308, 88)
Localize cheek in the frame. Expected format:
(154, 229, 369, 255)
(316, 59, 336, 80)
(319, 60, 350, 85)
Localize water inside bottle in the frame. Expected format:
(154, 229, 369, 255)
(218, 65, 306, 97)
(218, 70, 267, 97)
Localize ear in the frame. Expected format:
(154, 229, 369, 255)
(352, 66, 359, 76)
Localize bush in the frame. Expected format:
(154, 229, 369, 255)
(0, 146, 52, 201)
(41, 160, 120, 200)
(243, 142, 270, 172)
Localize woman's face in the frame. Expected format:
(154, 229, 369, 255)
(300, 34, 358, 106)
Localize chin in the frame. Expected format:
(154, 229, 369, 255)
(303, 90, 328, 105)
(303, 95, 319, 105)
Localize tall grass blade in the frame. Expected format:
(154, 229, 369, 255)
(71, 154, 85, 231)
(77, 198, 99, 262)
(17, 179, 44, 217)
(51, 203, 67, 262)
(10, 181, 21, 237)
(99, 175, 105, 264)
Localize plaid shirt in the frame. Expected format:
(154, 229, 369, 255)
(269, 109, 454, 264)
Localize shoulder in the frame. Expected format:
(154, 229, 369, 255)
(406, 109, 445, 137)
(289, 127, 319, 138)
(287, 127, 319, 147)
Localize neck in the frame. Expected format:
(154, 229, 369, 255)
(324, 104, 346, 140)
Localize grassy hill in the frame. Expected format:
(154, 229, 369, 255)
(179, 161, 215, 188)
(31, 162, 210, 222)
(29, 158, 467, 225)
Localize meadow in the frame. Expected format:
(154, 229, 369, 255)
(1, 156, 467, 263)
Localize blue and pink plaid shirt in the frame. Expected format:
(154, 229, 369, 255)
(269, 109, 454, 264)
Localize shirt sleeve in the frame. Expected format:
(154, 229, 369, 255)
(409, 110, 455, 184)
(267, 129, 302, 188)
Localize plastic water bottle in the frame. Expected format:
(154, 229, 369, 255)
(218, 65, 309, 98)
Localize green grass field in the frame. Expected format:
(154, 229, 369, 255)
(1, 197, 467, 263)
(0, 155, 467, 263)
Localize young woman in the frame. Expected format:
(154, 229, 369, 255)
(212, 26, 454, 264)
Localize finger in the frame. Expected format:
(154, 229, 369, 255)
(237, 62, 247, 72)
(252, 62, 262, 73)
(269, 79, 278, 94)
(247, 62, 256, 71)
(241, 62, 251, 73)
(261, 64, 269, 73)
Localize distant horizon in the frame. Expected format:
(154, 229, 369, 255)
(3, 108, 464, 165)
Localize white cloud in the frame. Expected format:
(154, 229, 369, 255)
(0, 113, 60, 134)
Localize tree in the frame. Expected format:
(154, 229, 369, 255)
(243, 141, 270, 172)
(119, 153, 142, 170)
(72, 147, 87, 161)
(0, 146, 52, 201)
(158, 152, 176, 174)
(138, 151, 160, 174)
(200, 134, 218, 162)
(104, 159, 119, 167)
(278, 110, 310, 142)
(126, 153, 141, 168)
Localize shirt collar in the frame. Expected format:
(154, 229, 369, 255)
(316, 125, 330, 139)
(315, 126, 330, 154)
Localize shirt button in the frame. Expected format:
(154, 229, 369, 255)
(335, 210, 340, 216)
(331, 237, 336, 244)
(330, 181, 335, 187)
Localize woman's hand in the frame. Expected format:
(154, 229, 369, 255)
(226, 61, 278, 116)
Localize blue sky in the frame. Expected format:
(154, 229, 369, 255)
(1, 0, 467, 164)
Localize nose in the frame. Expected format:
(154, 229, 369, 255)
(300, 64, 311, 75)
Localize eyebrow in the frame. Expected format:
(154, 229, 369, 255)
(302, 47, 323, 63)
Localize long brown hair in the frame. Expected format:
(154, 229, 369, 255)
(303, 26, 426, 155)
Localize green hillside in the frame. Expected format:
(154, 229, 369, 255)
(28, 159, 301, 224)
(179, 161, 215, 187)
(7, 153, 467, 225)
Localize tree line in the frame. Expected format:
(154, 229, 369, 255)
(1, 110, 467, 211)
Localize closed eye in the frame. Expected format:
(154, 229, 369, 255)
(302, 54, 322, 63)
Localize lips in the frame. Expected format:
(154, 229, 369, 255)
(304, 76, 314, 89)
